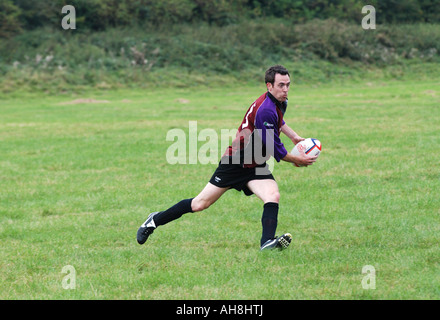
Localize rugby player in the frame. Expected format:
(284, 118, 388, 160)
(137, 65, 317, 250)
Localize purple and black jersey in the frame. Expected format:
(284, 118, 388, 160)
(223, 92, 288, 168)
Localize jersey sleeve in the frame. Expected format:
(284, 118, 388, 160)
(254, 107, 288, 162)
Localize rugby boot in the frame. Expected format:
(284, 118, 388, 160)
(136, 212, 160, 245)
(260, 233, 292, 251)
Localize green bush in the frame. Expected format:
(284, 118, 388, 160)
(0, 19, 439, 92)
(3, 0, 440, 37)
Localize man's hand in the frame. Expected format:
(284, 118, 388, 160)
(282, 152, 317, 167)
(292, 134, 305, 146)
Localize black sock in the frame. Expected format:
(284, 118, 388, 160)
(260, 202, 279, 246)
(153, 198, 194, 227)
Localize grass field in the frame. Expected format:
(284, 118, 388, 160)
(0, 76, 439, 299)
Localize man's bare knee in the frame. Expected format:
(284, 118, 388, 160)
(273, 191, 280, 203)
(264, 190, 280, 204)
(191, 183, 227, 212)
(191, 198, 211, 212)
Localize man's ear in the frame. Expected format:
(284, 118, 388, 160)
(266, 82, 272, 91)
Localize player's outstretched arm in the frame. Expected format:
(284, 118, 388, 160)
(280, 123, 304, 145)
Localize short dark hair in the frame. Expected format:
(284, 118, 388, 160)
(265, 65, 290, 85)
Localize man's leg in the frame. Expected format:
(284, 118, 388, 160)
(246, 179, 280, 246)
(191, 182, 229, 212)
(246, 179, 280, 204)
(137, 183, 228, 244)
(246, 178, 292, 250)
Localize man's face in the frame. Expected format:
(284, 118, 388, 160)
(267, 73, 291, 102)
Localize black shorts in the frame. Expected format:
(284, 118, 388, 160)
(209, 157, 275, 196)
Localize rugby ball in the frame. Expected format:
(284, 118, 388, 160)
(291, 138, 322, 167)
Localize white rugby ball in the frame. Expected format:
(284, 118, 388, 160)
(291, 138, 322, 167)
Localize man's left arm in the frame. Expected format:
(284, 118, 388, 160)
(281, 123, 305, 145)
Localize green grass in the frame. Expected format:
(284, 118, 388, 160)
(0, 76, 439, 299)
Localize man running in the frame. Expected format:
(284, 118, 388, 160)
(137, 65, 317, 250)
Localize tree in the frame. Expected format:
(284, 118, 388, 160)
(0, 0, 22, 38)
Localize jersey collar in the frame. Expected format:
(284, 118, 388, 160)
(267, 91, 288, 115)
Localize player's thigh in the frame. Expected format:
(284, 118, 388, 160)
(246, 179, 280, 204)
(192, 182, 229, 211)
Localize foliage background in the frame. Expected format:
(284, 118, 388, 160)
(0, 0, 439, 93)
(2, 0, 440, 34)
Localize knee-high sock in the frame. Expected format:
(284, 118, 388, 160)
(153, 198, 194, 227)
(260, 202, 279, 246)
